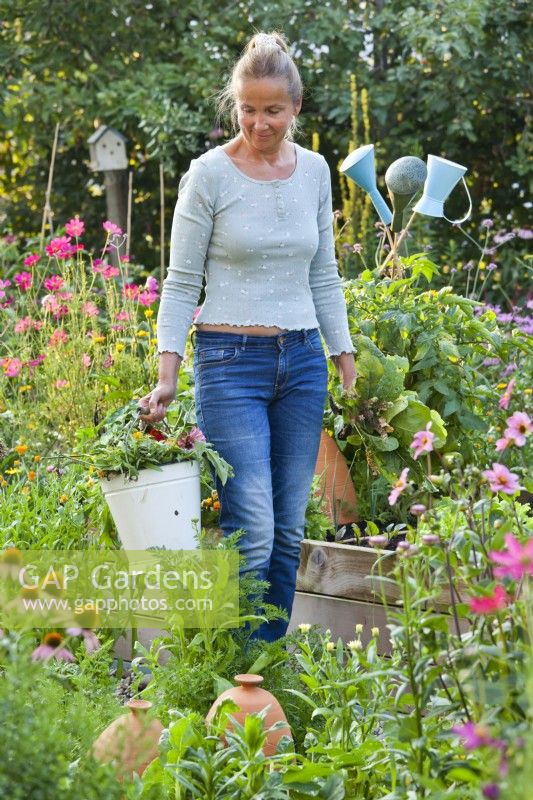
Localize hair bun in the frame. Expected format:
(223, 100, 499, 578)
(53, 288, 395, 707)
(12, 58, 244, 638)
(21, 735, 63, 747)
(247, 31, 288, 53)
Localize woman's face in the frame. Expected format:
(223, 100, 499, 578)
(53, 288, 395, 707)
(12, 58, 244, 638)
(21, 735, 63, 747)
(236, 77, 301, 154)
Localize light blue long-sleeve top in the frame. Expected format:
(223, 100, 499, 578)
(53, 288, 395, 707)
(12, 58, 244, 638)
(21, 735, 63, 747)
(157, 143, 354, 358)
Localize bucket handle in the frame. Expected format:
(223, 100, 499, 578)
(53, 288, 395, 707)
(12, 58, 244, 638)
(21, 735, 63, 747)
(443, 177, 472, 225)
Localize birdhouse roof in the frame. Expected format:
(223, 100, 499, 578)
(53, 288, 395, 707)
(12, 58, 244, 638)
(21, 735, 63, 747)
(87, 126, 128, 145)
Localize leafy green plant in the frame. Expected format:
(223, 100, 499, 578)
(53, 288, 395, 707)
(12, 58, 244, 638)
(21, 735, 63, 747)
(78, 399, 233, 482)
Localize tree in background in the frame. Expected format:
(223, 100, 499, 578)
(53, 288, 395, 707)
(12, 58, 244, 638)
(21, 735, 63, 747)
(0, 0, 530, 270)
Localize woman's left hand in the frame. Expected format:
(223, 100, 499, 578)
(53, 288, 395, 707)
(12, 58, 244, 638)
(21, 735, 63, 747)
(331, 352, 357, 393)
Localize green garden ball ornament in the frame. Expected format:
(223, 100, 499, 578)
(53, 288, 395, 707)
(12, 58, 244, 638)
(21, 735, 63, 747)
(385, 157, 427, 232)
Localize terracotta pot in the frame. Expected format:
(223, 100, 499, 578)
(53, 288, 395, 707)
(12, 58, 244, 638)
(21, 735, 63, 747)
(314, 430, 358, 524)
(92, 699, 164, 780)
(205, 673, 292, 756)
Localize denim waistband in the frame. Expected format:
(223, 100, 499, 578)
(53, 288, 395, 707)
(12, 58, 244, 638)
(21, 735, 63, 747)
(193, 328, 319, 350)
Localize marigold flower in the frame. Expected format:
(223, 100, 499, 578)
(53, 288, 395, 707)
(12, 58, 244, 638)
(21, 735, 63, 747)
(27, 470, 37, 481)
(15, 444, 28, 455)
(34, 455, 41, 463)
(59, 494, 68, 504)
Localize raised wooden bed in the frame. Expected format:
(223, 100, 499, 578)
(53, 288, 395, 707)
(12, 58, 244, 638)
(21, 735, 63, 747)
(291, 539, 462, 653)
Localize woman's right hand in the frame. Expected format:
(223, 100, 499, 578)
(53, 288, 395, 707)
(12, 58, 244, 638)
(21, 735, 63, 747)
(137, 381, 176, 424)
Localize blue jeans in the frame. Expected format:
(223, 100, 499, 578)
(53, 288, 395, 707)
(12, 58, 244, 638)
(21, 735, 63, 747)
(193, 328, 328, 641)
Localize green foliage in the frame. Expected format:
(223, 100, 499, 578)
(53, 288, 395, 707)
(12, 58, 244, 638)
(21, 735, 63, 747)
(0, 655, 132, 799)
(0, 0, 530, 266)
(327, 272, 504, 520)
(79, 399, 233, 482)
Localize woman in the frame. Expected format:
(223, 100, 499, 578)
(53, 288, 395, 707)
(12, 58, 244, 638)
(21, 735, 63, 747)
(140, 31, 356, 641)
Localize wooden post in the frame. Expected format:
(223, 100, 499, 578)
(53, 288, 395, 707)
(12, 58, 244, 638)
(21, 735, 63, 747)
(159, 162, 165, 287)
(126, 170, 133, 277)
(103, 169, 128, 266)
(40, 122, 60, 251)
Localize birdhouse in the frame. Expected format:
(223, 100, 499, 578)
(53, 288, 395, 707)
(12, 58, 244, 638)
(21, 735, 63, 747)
(88, 126, 128, 171)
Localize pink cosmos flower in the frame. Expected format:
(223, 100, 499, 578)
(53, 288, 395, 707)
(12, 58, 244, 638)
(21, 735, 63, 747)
(177, 427, 207, 450)
(14, 271, 33, 291)
(82, 354, 91, 368)
(495, 435, 518, 452)
(92, 259, 105, 272)
(499, 378, 515, 410)
(138, 289, 158, 306)
(4, 233, 17, 244)
(388, 467, 410, 506)
(66, 626, 100, 653)
(122, 283, 139, 300)
(54, 379, 68, 389)
(52, 304, 69, 320)
(23, 253, 41, 267)
(482, 463, 521, 495)
(120, 254, 130, 263)
(145, 276, 159, 293)
(410, 422, 435, 459)
(102, 353, 113, 369)
(65, 217, 85, 237)
(83, 301, 99, 318)
(490, 534, 533, 580)
(1, 358, 23, 377)
(116, 310, 130, 321)
(110, 324, 124, 332)
(102, 265, 119, 279)
(469, 585, 508, 614)
(45, 235, 72, 259)
(505, 411, 532, 446)
(48, 329, 69, 347)
(43, 274, 65, 292)
(452, 722, 504, 751)
(26, 354, 45, 371)
(103, 220, 123, 235)
(14, 316, 32, 334)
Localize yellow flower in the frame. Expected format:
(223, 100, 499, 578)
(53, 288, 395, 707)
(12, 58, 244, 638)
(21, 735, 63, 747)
(136, 330, 149, 337)
(86, 478, 94, 487)
(298, 623, 311, 634)
(132, 430, 143, 440)
(150, 338, 158, 346)
(13, 460, 21, 467)
(15, 444, 28, 455)
(27, 470, 37, 481)
(6, 468, 20, 475)
(33, 455, 41, 463)
(115, 342, 125, 353)
(496, 382, 507, 389)
(524, 388, 532, 395)
(348, 639, 362, 651)
(21, 486, 30, 495)
(88, 465, 95, 474)
(0, 477, 7, 487)
(326, 641, 335, 652)
(311, 131, 320, 152)
(92, 335, 106, 343)
(144, 309, 154, 318)
(371, 627, 380, 637)
(19, 384, 33, 393)
(59, 494, 68, 504)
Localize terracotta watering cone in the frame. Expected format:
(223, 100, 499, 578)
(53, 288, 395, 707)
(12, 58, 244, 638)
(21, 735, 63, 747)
(314, 431, 358, 524)
(92, 699, 163, 780)
(205, 674, 292, 756)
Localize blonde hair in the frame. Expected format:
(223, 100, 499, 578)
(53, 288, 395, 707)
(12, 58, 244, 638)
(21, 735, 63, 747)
(216, 31, 303, 140)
